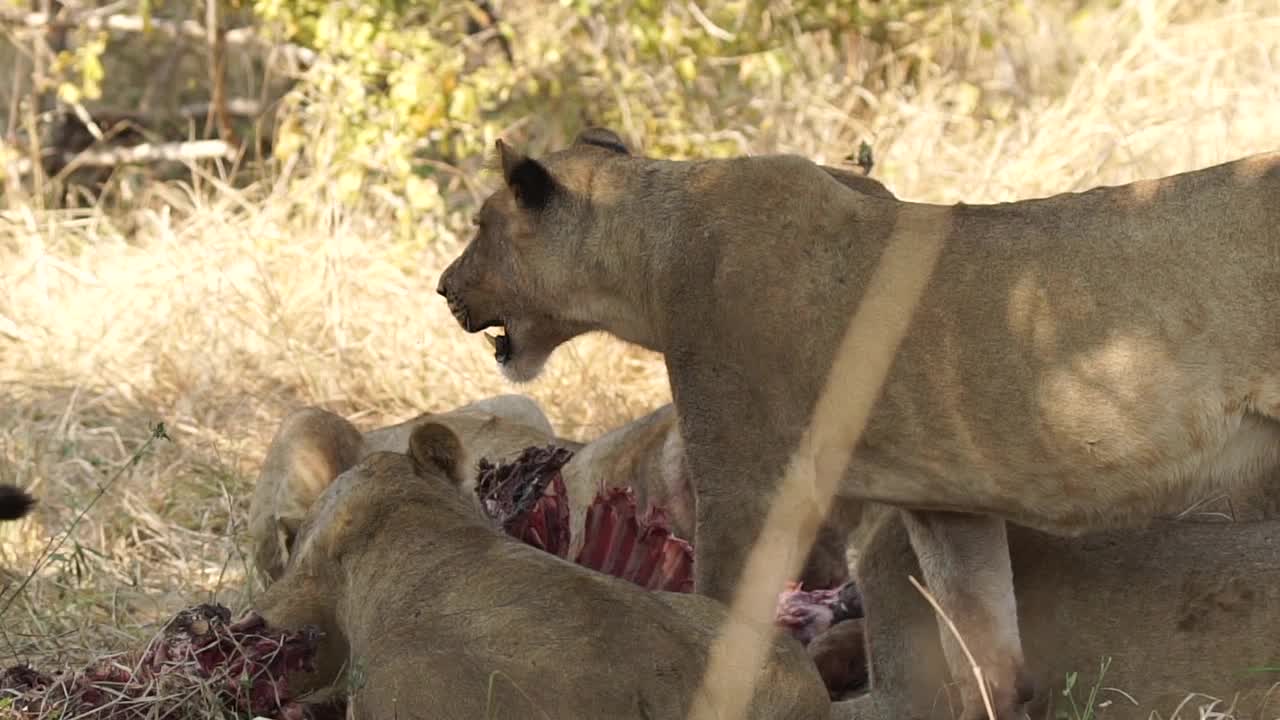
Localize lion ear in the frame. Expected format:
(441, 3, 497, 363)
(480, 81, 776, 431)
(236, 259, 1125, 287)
(496, 139, 555, 211)
(573, 127, 630, 155)
(408, 423, 464, 486)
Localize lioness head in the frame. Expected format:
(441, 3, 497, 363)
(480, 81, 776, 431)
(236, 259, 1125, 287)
(438, 129, 895, 382)
(436, 127, 638, 382)
(255, 422, 467, 696)
(286, 422, 467, 570)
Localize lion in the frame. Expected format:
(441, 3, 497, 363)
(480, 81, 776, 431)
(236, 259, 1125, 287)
(832, 506, 1280, 720)
(254, 395, 852, 591)
(252, 422, 832, 720)
(435, 126, 1280, 719)
(249, 394, 565, 585)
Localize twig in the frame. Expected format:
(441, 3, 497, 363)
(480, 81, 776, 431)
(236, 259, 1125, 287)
(203, 0, 234, 145)
(24, 0, 49, 201)
(179, 97, 264, 120)
(686, 2, 736, 42)
(6, 139, 237, 177)
(0, 422, 172, 622)
(908, 575, 999, 720)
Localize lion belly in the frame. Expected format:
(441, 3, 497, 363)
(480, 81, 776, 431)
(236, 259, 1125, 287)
(808, 155, 1280, 533)
(840, 367, 1280, 533)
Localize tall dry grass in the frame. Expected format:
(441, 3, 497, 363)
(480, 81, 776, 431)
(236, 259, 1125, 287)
(0, 0, 1277, 679)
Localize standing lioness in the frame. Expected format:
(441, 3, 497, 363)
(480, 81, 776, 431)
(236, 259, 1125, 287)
(436, 128, 1280, 719)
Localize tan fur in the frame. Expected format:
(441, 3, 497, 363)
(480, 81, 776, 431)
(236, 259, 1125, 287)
(249, 394, 564, 586)
(833, 507, 1280, 720)
(436, 127, 1280, 718)
(1185, 467, 1280, 522)
(255, 423, 831, 720)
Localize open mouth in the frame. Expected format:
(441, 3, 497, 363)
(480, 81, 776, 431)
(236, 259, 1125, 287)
(484, 329, 512, 365)
(449, 305, 513, 366)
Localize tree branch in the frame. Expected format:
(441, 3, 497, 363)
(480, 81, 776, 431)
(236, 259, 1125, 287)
(0, 9, 317, 67)
(204, 0, 234, 143)
(4, 139, 237, 177)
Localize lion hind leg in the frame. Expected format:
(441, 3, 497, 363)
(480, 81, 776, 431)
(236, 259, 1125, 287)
(901, 510, 1034, 720)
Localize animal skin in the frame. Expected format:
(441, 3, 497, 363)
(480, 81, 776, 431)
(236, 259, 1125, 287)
(562, 402, 852, 589)
(435, 126, 1280, 718)
(253, 422, 831, 720)
(834, 506, 1280, 720)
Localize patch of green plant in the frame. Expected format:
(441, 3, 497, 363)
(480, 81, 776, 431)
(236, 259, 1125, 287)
(1056, 655, 1113, 720)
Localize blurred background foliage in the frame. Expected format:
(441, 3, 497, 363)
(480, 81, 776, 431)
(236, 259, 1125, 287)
(1, 0, 1091, 240)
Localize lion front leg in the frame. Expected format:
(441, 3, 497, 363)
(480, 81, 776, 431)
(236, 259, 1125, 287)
(691, 480, 786, 605)
(671, 360, 830, 616)
(901, 510, 1034, 720)
(686, 432, 823, 599)
(685, 446, 829, 719)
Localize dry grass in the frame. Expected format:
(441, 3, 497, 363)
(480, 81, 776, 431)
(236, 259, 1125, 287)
(0, 0, 1277, 695)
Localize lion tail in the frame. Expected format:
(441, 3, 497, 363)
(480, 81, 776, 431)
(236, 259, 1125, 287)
(0, 485, 35, 521)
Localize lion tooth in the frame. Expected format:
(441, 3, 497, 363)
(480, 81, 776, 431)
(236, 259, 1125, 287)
(485, 333, 498, 349)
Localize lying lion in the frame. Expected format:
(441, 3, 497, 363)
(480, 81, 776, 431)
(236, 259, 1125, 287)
(834, 507, 1280, 720)
(435, 127, 1280, 718)
(253, 422, 832, 720)
(253, 396, 852, 590)
(249, 394, 564, 585)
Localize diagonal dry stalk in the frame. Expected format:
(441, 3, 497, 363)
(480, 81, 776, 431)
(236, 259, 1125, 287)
(0, 422, 171, 623)
(909, 575, 998, 720)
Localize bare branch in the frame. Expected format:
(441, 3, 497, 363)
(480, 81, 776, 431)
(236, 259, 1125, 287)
(4, 139, 237, 177)
(0, 9, 318, 67)
(204, 0, 234, 143)
(178, 98, 264, 119)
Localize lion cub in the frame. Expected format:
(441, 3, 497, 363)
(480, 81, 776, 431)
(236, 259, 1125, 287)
(249, 394, 563, 585)
(834, 507, 1280, 720)
(254, 422, 831, 720)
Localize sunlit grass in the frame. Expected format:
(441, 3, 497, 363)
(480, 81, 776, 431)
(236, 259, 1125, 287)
(0, 0, 1276, 703)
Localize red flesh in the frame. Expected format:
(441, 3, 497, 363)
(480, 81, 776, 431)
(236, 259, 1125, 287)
(1, 603, 319, 718)
(478, 448, 695, 593)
